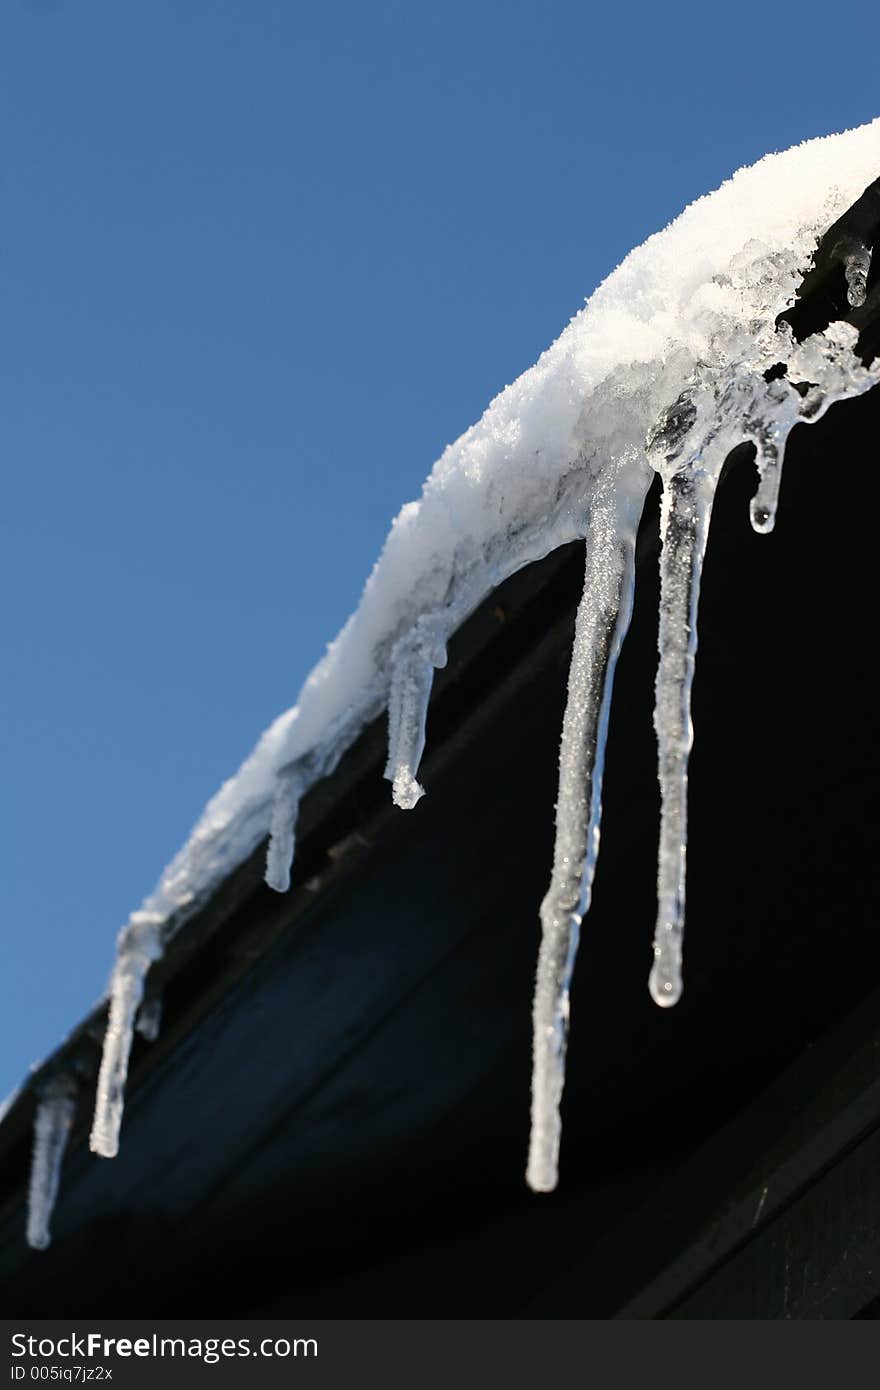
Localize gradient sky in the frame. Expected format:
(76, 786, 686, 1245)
(1, 0, 877, 1099)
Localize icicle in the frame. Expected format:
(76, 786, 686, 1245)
(649, 467, 716, 1008)
(265, 766, 302, 893)
(384, 618, 448, 810)
(750, 323, 880, 533)
(90, 915, 162, 1158)
(842, 240, 871, 309)
(27, 1077, 76, 1251)
(748, 365, 792, 535)
(135, 995, 163, 1043)
(749, 437, 782, 533)
(527, 481, 643, 1193)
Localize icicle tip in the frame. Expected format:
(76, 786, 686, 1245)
(749, 500, 775, 534)
(648, 963, 683, 1009)
(391, 768, 425, 810)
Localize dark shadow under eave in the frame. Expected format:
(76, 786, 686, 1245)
(0, 372, 878, 1315)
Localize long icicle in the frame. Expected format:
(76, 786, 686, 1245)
(90, 916, 162, 1158)
(649, 466, 716, 1008)
(527, 486, 640, 1192)
(27, 1077, 76, 1250)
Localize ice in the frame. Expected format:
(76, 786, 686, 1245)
(839, 237, 872, 308)
(649, 467, 716, 1007)
(26, 1077, 76, 1251)
(265, 747, 332, 892)
(638, 322, 879, 1019)
(527, 464, 648, 1192)
(385, 618, 449, 810)
(74, 120, 879, 1171)
(135, 996, 163, 1043)
(265, 765, 303, 893)
(89, 914, 163, 1159)
(749, 435, 784, 534)
(747, 375, 791, 534)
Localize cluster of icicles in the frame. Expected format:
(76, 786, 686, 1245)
(25, 247, 877, 1250)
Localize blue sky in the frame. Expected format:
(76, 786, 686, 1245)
(1, 0, 876, 1100)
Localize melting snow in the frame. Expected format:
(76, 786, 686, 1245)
(44, 119, 878, 1190)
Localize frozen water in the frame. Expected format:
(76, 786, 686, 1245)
(840, 237, 872, 308)
(26, 1077, 76, 1251)
(385, 617, 449, 809)
(135, 996, 163, 1043)
(69, 119, 879, 1179)
(649, 467, 716, 1008)
(90, 915, 163, 1158)
(527, 463, 647, 1191)
(265, 765, 303, 893)
(638, 321, 879, 1024)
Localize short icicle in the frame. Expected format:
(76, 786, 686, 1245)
(384, 618, 448, 810)
(135, 995, 163, 1043)
(749, 437, 783, 534)
(90, 916, 163, 1158)
(649, 466, 716, 1008)
(842, 239, 871, 308)
(527, 478, 644, 1193)
(265, 766, 303, 893)
(27, 1076, 77, 1250)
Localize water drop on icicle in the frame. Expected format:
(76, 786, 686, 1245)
(27, 1078, 76, 1250)
(649, 467, 716, 1009)
(90, 917, 162, 1159)
(384, 620, 448, 810)
(527, 482, 643, 1193)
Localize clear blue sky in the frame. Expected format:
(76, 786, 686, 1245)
(1, 0, 876, 1100)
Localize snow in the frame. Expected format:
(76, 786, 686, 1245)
(77, 119, 880, 1179)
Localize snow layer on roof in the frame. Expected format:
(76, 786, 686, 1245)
(79, 119, 880, 1166)
(136, 118, 879, 932)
